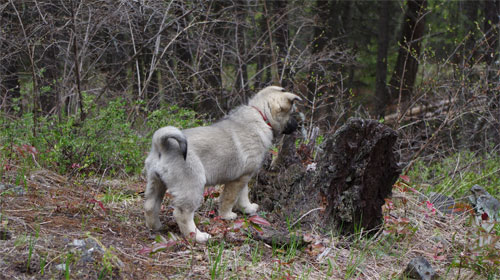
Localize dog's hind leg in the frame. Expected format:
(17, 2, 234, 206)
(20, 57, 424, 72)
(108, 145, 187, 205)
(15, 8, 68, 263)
(144, 173, 167, 231)
(236, 184, 259, 215)
(220, 175, 251, 220)
(170, 182, 211, 243)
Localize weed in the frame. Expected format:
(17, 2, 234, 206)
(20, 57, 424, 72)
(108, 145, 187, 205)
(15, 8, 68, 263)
(344, 248, 365, 279)
(208, 240, 227, 280)
(100, 187, 137, 204)
(65, 252, 73, 280)
(14, 234, 28, 247)
(26, 234, 35, 273)
(250, 241, 262, 265)
(39, 253, 46, 276)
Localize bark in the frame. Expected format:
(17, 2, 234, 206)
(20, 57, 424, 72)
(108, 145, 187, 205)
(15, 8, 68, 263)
(374, 0, 390, 118)
(271, 0, 290, 87)
(0, 63, 20, 114)
(253, 118, 401, 235)
(235, 3, 248, 94)
(483, 0, 500, 145)
(39, 42, 58, 114)
(313, 0, 333, 55)
(388, 0, 427, 101)
(483, 0, 500, 67)
(463, 0, 479, 61)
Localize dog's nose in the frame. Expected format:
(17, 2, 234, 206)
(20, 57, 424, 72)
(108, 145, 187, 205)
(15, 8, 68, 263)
(282, 117, 298, 134)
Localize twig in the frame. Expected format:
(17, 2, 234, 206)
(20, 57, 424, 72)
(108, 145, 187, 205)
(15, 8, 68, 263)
(290, 207, 323, 228)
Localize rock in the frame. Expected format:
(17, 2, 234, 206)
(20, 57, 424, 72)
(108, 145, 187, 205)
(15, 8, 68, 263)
(0, 183, 26, 195)
(69, 238, 105, 264)
(250, 227, 306, 248)
(469, 185, 500, 222)
(403, 256, 437, 280)
(71, 239, 86, 247)
(0, 229, 12, 240)
(431, 235, 449, 250)
(427, 192, 456, 215)
(55, 263, 68, 271)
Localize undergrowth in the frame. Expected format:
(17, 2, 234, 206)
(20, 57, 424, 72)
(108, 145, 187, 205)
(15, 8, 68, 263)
(0, 99, 203, 177)
(407, 151, 500, 198)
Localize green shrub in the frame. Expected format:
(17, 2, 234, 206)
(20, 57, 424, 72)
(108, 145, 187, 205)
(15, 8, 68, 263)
(0, 100, 204, 176)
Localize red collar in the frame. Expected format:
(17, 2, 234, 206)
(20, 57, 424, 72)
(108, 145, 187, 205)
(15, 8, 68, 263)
(251, 106, 272, 129)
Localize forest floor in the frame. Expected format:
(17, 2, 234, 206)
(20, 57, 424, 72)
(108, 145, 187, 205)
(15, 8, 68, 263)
(0, 168, 498, 279)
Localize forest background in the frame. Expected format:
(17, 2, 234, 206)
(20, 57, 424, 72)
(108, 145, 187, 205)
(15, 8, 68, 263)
(1, 0, 499, 176)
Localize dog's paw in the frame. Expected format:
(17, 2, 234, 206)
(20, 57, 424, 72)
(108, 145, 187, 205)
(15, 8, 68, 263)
(145, 218, 163, 232)
(220, 211, 238, 220)
(194, 231, 211, 243)
(241, 203, 259, 215)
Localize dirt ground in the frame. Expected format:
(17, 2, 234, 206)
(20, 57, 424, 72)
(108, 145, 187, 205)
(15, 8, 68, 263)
(0, 170, 309, 279)
(1, 169, 497, 279)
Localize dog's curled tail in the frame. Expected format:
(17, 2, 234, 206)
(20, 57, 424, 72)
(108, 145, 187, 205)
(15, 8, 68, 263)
(152, 126, 188, 160)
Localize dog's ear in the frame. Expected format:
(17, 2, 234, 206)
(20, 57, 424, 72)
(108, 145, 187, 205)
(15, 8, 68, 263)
(285, 92, 302, 104)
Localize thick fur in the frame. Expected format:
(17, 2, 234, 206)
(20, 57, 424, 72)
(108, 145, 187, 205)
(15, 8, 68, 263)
(144, 86, 301, 242)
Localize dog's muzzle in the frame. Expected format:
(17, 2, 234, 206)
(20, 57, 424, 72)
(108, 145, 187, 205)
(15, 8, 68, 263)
(282, 117, 298, 135)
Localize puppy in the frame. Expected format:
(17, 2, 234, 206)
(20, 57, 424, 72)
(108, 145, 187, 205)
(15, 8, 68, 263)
(144, 86, 301, 242)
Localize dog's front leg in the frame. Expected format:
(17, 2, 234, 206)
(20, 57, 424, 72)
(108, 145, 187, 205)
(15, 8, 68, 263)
(173, 207, 211, 243)
(236, 184, 259, 215)
(219, 176, 250, 220)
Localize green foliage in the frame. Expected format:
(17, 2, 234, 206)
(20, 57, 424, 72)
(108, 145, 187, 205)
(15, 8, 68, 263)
(208, 240, 227, 280)
(145, 104, 205, 137)
(408, 151, 500, 198)
(0, 100, 203, 176)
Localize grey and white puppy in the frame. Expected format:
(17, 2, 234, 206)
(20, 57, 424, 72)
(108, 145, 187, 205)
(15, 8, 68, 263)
(144, 86, 302, 242)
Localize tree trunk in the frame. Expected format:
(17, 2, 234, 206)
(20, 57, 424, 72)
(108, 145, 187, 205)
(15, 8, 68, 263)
(235, 3, 248, 94)
(375, 0, 390, 118)
(253, 118, 401, 235)
(483, 0, 500, 147)
(271, 0, 290, 87)
(39, 42, 59, 114)
(483, 0, 499, 67)
(388, 0, 427, 102)
(463, 0, 479, 61)
(0, 63, 20, 114)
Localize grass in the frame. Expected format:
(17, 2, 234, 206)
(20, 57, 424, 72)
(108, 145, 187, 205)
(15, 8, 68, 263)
(407, 151, 500, 198)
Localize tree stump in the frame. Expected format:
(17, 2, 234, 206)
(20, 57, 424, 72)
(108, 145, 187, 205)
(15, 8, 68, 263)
(252, 118, 401, 235)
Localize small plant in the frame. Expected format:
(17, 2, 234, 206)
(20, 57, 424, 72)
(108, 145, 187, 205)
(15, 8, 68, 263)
(250, 241, 263, 265)
(138, 234, 180, 256)
(451, 209, 500, 278)
(232, 215, 271, 234)
(39, 253, 46, 276)
(208, 240, 227, 280)
(64, 252, 73, 280)
(26, 233, 36, 273)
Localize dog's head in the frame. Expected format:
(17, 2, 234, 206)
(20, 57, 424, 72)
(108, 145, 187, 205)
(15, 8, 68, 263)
(249, 86, 302, 136)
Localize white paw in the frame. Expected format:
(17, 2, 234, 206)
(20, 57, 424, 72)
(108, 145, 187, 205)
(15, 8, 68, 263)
(220, 211, 238, 220)
(195, 231, 211, 243)
(241, 203, 259, 215)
